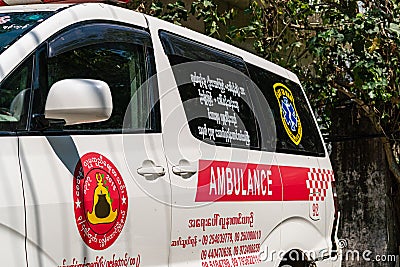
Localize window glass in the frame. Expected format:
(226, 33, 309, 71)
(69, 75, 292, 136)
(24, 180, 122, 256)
(0, 12, 54, 54)
(45, 24, 158, 132)
(0, 57, 32, 131)
(247, 63, 325, 156)
(160, 31, 259, 149)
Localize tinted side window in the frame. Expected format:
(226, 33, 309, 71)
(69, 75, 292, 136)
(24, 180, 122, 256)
(0, 57, 33, 131)
(0, 12, 54, 55)
(247, 63, 325, 156)
(160, 31, 259, 149)
(160, 31, 248, 75)
(42, 23, 159, 132)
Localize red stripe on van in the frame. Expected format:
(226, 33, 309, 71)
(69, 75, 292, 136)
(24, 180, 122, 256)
(195, 160, 334, 202)
(281, 167, 335, 201)
(280, 166, 310, 201)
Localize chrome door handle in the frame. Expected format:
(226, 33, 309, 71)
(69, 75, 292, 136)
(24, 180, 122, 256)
(137, 166, 165, 176)
(137, 160, 165, 180)
(172, 165, 197, 179)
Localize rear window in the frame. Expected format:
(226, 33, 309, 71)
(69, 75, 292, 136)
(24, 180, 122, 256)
(0, 12, 53, 54)
(247, 63, 325, 156)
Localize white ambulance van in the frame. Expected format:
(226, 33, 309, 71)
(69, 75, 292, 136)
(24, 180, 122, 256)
(0, 1, 340, 267)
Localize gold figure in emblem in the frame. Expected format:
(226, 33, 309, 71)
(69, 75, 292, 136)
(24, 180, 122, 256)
(87, 173, 118, 224)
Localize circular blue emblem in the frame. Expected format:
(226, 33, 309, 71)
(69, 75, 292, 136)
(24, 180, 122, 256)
(281, 96, 298, 133)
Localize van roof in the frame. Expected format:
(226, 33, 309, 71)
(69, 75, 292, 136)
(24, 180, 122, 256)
(0, 2, 301, 84)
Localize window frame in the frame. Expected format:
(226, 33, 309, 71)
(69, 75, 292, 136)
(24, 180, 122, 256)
(28, 21, 161, 135)
(159, 30, 261, 150)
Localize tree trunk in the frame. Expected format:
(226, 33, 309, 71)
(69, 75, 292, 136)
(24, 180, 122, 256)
(330, 97, 399, 267)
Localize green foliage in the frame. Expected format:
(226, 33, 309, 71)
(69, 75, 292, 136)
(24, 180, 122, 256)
(149, 1, 188, 25)
(190, 0, 236, 37)
(126, 0, 189, 25)
(302, 1, 400, 138)
(126, 0, 235, 36)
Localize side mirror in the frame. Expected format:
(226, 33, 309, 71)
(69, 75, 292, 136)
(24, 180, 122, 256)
(45, 79, 113, 126)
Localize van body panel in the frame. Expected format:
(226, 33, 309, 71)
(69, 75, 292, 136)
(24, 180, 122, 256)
(276, 152, 337, 259)
(148, 15, 284, 267)
(0, 137, 26, 266)
(20, 134, 170, 267)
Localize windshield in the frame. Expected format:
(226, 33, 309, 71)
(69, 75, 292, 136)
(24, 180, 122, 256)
(0, 12, 53, 54)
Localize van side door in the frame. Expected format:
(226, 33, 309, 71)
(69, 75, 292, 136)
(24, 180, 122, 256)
(19, 21, 170, 267)
(148, 18, 283, 267)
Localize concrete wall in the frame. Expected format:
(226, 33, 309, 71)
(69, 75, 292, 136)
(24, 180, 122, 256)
(330, 97, 398, 267)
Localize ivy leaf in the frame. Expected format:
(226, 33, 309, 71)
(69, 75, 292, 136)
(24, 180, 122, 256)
(291, 41, 302, 48)
(368, 91, 376, 99)
(203, 0, 212, 8)
(388, 23, 400, 36)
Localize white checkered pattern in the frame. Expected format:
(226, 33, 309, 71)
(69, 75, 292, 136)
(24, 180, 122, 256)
(306, 168, 335, 201)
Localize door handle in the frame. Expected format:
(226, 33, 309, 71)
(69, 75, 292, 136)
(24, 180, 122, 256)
(137, 160, 165, 180)
(137, 166, 166, 176)
(172, 164, 197, 179)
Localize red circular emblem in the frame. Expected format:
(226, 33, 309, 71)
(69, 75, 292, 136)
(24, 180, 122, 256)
(73, 152, 128, 250)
